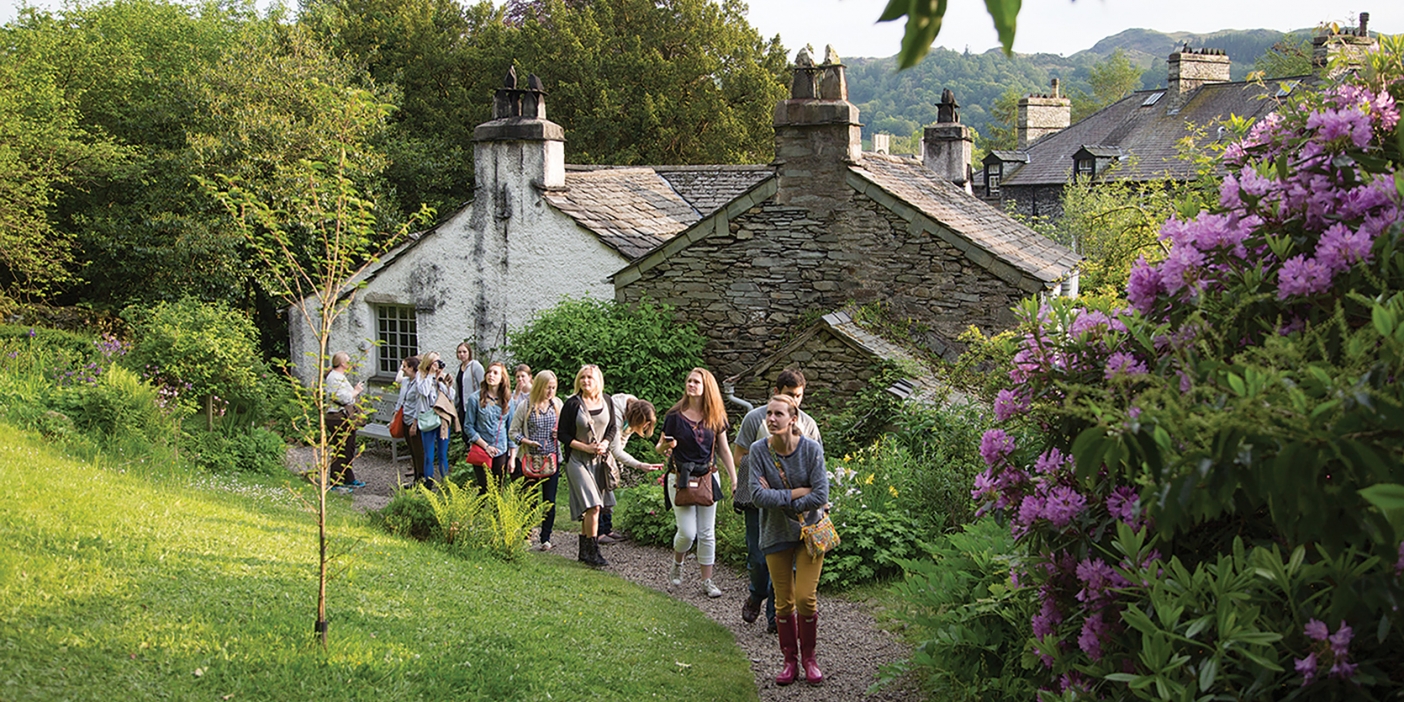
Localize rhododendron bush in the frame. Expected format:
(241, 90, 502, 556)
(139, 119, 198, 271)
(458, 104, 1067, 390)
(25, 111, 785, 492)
(970, 40, 1404, 700)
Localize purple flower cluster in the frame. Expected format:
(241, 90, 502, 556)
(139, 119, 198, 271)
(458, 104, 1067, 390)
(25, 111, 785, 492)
(95, 333, 130, 360)
(1295, 619, 1358, 686)
(979, 429, 1015, 466)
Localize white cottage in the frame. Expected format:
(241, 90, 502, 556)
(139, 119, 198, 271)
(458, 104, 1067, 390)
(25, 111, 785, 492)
(289, 71, 768, 384)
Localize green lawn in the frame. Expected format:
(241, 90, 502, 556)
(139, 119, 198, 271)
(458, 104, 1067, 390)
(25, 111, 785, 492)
(0, 424, 755, 701)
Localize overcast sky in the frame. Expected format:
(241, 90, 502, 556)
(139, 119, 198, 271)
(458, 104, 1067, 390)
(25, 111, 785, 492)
(746, 1, 1400, 59)
(2, 0, 1398, 59)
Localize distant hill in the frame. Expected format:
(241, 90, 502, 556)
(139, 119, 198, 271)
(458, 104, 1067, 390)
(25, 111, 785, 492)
(847, 27, 1307, 144)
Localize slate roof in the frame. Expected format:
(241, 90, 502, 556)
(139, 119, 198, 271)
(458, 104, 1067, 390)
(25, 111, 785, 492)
(545, 168, 703, 259)
(848, 153, 1080, 284)
(1002, 78, 1303, 186)
(652, 165, 775, 216)
(552, 165, 773, 259)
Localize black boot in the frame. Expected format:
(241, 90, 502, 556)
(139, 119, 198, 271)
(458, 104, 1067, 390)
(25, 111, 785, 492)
(586, 536, 609, 567)
(577, 534, 591, 564)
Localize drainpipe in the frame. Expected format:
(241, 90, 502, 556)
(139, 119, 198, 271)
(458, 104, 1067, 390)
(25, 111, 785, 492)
(722, 380, 753, 413)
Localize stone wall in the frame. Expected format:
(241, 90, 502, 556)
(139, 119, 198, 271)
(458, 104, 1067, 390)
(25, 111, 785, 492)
(733, 330, 878, 413)
(1002, 183, 1067, 221)
(617, 191, 1026, 382)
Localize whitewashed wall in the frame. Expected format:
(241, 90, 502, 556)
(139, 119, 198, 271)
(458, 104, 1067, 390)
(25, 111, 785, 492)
(290, 147, 628, 385)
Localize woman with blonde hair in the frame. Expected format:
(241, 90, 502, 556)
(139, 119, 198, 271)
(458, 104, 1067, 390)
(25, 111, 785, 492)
(509, 370, 563, 550)
(558, 364, 616, 567)
(751, 394, 829, 685)
(464, 361, 513, 492)
(656, 368, 737, 597)
(409, 351, 457, 484)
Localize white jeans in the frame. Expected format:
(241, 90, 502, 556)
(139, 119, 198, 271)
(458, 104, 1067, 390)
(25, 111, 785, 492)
(667, 477, 717, 566)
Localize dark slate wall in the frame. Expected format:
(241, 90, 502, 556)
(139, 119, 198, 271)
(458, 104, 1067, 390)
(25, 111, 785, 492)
(618, 191, 1026, 381)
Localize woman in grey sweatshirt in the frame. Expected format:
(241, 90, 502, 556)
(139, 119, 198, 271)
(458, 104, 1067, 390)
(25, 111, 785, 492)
(749, 394, 829, 686)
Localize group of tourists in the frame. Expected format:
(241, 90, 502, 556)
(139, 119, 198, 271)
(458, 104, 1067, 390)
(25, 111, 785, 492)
(325, 347, 831, 686)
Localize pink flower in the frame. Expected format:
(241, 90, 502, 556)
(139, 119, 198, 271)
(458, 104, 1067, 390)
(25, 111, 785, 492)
(979, 429, 1015, 467)
(1296, 652, 1318, 686)
(1078, 611, 1107, 661)
(1126, 258, 1164, 314)
(993, 388, 1028, 422)
(1106, 486, 1140, 524)
(1043, 486, 1086, 527)
(1277, 255, 1333, 299)
(1304, 619, 1329, 641)
(1105, 352, 1148, 380)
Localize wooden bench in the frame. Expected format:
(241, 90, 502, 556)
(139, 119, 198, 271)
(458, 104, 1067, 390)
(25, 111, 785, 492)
(358, 422, 410, 462)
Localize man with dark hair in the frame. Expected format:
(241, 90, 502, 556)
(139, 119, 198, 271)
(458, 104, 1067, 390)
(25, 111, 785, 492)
(732, 369, 820, 632)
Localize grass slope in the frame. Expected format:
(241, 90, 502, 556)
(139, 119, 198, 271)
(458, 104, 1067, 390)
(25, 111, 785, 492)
(0, 425, 755, 701)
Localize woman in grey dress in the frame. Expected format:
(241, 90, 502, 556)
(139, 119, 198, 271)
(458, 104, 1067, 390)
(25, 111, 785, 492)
(557, 364, 617, 567)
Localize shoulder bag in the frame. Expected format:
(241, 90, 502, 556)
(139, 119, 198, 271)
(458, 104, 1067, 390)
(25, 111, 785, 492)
(520, 405, 559, 480)
(590, 394, 621, 492)
(389, 407, 407, 438)
(671, 423, 718, 507)
(466, 404, 504, 468)
(767, 443, 839, 559)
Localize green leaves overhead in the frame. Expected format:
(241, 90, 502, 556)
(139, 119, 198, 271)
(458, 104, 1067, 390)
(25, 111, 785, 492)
(880, 0, 1022, 69)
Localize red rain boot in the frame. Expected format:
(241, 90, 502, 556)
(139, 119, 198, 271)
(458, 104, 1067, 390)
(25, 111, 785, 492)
(774, 614, 799, 685)
(799, 614, 824, 684)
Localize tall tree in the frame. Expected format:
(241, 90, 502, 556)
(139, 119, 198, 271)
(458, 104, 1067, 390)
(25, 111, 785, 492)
(0, 12, 126, 308)
(1086, 48, 1143, 108)
(306, 0, 788, 219)
(11, 0, 254, 309)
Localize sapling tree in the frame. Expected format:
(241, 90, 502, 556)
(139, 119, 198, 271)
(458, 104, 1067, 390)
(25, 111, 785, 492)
(199, 26, 428, 648)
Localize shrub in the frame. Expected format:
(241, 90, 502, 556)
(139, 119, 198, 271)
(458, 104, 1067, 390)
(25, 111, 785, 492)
(62, 365, 167, 441)
(882, 517, 1036, 701)
(967, 40, 1404, 698)
(122, 297, 270, 423)
(184, 426, 285, 475)
(372, 488, 437, 541)
(614, 482, 677, 548)
(506, 297, 706, 409)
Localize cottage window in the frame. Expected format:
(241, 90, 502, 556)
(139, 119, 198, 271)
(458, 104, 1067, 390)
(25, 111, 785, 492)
(375, 305, 418, 376)
(1074, 158, 1095, 180)
(986, 164, 1002, 196)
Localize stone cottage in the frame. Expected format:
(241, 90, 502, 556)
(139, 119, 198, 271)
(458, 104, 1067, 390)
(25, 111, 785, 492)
(292, 49, 1078, 415)
(289, 71, 768, 384)
(980, 16, 1381, 219)
(611, 53, 1079, 402)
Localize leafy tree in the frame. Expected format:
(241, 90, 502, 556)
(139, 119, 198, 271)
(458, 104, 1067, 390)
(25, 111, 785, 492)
(203, 50, 425, 645)
(307, 0, 788, 219)
(1086, 48, 1142, 108)
(0, 14, 126, 309)
(972, 87, 1019, 157)
(1251, 32, 1314, 79)
(20, 0, 255, 309)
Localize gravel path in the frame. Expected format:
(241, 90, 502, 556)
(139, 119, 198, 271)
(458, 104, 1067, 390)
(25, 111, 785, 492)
(288, 444, 925, 701)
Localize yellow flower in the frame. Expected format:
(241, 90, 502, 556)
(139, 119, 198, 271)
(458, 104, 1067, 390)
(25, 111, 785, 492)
(864, 473, 875, 485)
(889, 485, 899, 498)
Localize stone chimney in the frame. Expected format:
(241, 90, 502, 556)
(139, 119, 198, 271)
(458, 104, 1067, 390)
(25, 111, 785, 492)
(1017, 79, 1071, 149)
(773, 44, 862, 216)
(1313, 13, 1378, 77)
(469, 67, 565, 352)
(921, 88, 973, 192)
(1166, 47, 1231, 106)
(473, 67, 565, 192)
